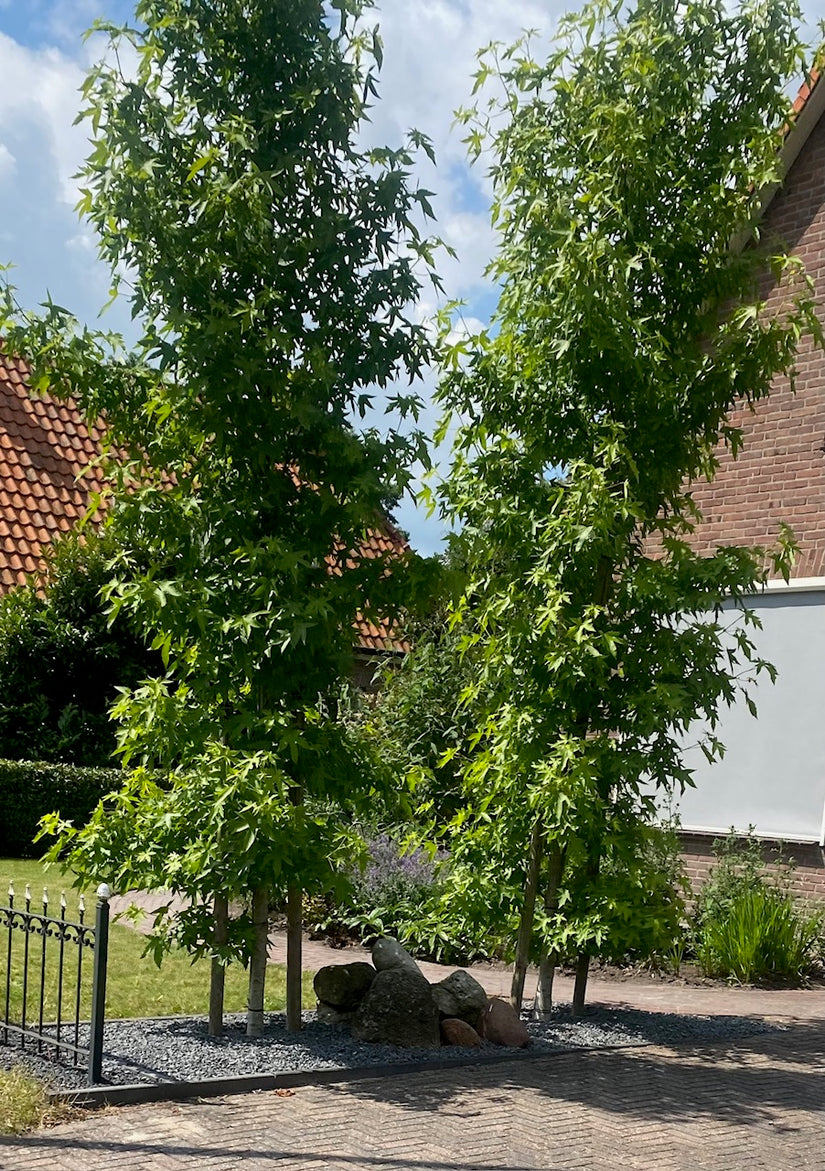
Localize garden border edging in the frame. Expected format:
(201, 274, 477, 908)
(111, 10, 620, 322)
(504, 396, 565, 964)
(50, 1041, 647, 1109)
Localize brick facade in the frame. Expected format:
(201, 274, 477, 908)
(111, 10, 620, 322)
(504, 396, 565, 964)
(680, 831, 825, 905)
(686, 111, 825, 578)
(677, 92, 825, 896)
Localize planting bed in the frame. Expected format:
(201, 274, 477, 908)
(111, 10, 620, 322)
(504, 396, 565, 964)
(0, 1004, 781, 1092)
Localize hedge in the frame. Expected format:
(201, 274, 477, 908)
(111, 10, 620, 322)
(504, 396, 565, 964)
(0, 760, 122, 858)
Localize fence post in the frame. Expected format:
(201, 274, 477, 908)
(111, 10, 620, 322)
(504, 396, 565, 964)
(88, 883, 110, 1085)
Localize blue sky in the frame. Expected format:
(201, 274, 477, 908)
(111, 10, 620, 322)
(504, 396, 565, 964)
(0, 1, 821, 553)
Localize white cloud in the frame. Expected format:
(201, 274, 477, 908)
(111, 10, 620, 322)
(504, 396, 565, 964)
(1, 1, 821, 551)
(0, 142, 15, 180)
(0, 34, 86, 204)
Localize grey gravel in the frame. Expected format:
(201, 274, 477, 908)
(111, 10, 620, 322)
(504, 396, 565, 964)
(0, 1004, 781, 1093)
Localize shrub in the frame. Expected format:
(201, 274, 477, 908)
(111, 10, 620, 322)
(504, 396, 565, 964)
(306, 829, 485, 963)
(0, 759, 121, 857)
(696, 886, 822, 983)
(692, 831, 824, 983)
(0, 533, 160, 767)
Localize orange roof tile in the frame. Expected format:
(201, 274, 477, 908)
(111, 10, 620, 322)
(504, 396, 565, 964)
(0, 354, 408, 655)
(0, 353, 107, 594)
(791, 66, 822, 120)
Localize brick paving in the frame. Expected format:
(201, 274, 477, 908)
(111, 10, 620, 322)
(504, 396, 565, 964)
(109, 890, 825, 1019)
(2, 1021, 824, 1169)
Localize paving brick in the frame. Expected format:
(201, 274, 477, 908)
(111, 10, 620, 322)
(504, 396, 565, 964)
(2, 1023, 824, 1170)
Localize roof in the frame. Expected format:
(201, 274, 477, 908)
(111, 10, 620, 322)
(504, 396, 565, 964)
(0, 353, 408, 654)
(0, 354, 107, 591)
(755, 65, 825, 224)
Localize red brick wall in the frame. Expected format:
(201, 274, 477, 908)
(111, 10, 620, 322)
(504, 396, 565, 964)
(686, 112, 825, 577)
(679, 831, 825, 905)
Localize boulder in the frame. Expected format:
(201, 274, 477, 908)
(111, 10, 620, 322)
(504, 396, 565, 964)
(313, 962, 376, 1011)
(352, 968, 441, 1049)
(482, 997, 530, 1049)
(315, 1001, 356, 1029)
(371, 936, 422, 977)
(440, 1017, 483, 1048)
(431, 970, 488, 1027)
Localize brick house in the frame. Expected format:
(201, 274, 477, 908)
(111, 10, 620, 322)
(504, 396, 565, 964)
(0, 354, 408, 680)
(671, 70, 825, 901)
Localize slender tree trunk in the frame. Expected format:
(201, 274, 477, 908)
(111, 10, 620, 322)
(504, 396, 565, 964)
(533, 845, 565, 1018)
(246, 884, 269, 1037)
(285, 783, 304, 1033)
(208, 893, 229, 1037)
(510, 818, 543, 1014)
(572, 841, 602, 1017)
(286, 882, 303, 1033)
(572, 951, 590, 1016)
(569, 554, 613, 1021)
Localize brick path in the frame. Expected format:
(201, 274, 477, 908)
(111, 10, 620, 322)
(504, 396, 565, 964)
(2, 1021, 824, 1169)
(109, 890, 825, 1019)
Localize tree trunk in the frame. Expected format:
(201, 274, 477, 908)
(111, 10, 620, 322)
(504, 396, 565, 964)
(208, 893, 229, 1037)
(569, 554, 612, 1022)
(286, 882, 303, 1032)
(533, 844, 565, 1018)
(285, 783, 304, 1033)
(572, 951, 590, 1016)
(510, 818, 543, 1014)
(246, 884, 269, 1037)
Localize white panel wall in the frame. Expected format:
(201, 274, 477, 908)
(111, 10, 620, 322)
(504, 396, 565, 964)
(672, 586, 825, 843)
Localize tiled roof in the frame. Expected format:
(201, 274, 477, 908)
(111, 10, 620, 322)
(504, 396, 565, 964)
(0, 353, 408, 653)
(344, 524, 411, 654)
(791, 67, 822, 121)
(0, 353, 107, 591)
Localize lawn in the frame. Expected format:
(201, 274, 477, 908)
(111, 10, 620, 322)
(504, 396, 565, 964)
(1, 858, 316, 1021)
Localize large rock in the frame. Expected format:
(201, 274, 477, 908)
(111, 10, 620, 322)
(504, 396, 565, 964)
(315, 1001, 356, 1029)
(431, 970, 488, 1026)
(352, 968, 441, 1049)
(371, 936, 422, 977)
(482, 997, 530, 1049)
(313, 962, 376, 1011)
(440, 1018, 483, 1048)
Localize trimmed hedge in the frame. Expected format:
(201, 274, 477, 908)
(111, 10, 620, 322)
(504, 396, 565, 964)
(0, 760, 122, 858)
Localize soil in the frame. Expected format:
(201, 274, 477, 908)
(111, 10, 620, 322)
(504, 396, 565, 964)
(306, 931, 825, 993)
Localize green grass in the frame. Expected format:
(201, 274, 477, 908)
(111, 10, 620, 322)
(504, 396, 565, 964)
(1, 858, 316, 1021)
(0, 1066, 51, 1134)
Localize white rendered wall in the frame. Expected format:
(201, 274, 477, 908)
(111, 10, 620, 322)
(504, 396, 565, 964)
(671, 584, 825, 844)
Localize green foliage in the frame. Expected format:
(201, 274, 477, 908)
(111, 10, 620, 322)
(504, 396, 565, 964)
(2, 0, 443, 986)
(696, 887, 822, 983)
(0, 534, 160, 766)
(0, 1067, 53, 1135)
(345, 546, 480, 829)
(693, 830, 779, 930)
(691, 831, 823, 982)
(0, 760, 120, 858)
(434, 0, 821, 989)
(308, 829, 459, 959)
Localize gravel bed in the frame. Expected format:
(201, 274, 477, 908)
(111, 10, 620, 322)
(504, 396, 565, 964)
(0, 1005, 782, 1093)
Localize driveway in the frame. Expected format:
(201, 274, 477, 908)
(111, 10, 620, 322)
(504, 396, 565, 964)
(2, 1020, 824, 1169)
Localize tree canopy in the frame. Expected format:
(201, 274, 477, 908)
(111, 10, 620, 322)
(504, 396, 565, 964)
(435, 0, 821, 1011)
(4, 0, 441, 1033)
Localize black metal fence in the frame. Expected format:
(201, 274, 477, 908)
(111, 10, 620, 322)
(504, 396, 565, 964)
(1, 881, 110, 1085)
